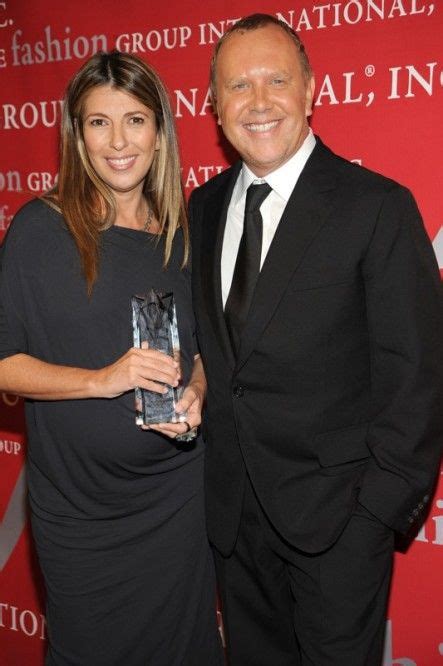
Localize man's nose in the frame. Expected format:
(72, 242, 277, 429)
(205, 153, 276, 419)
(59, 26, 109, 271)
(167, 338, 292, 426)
(250, 84, 272, 112)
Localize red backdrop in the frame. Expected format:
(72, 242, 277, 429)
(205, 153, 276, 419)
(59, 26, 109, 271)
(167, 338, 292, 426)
(1, 1, 442, 663)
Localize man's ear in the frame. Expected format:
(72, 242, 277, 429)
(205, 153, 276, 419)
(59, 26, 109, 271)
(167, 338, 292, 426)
(211, 91, 221, 126)
(305, 77, 315, 118)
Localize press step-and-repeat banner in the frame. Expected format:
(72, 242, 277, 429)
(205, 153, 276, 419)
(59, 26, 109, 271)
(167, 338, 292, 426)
(1, 1, 442, 664)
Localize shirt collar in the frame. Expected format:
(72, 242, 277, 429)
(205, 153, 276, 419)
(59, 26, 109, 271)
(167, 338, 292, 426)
(234, 130, 316, 206)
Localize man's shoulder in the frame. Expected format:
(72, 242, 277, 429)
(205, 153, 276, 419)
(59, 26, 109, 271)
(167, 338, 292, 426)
(189, 162, 240, 205)
(317, 138, 404, 196)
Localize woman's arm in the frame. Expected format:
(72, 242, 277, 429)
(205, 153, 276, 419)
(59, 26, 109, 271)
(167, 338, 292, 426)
(0, 347, 180, 400)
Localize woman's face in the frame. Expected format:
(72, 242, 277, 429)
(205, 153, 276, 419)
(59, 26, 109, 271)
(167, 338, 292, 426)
(82, 84, 159, 197)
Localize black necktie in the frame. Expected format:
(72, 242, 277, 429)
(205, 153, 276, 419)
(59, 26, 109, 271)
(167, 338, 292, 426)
(225, 182, 272, 355)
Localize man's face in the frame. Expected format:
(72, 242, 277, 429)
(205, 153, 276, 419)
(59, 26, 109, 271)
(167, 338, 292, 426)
(214, 24, 315, 177)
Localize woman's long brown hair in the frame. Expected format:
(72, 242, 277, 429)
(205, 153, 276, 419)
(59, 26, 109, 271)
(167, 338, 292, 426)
(43, 51, 188, 294)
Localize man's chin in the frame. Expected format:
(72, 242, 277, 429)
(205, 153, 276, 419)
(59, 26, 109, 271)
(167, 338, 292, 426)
(242, 152, 286, 177)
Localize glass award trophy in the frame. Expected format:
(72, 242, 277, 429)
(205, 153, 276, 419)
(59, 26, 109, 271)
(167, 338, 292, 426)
(132, 289, 186, 426)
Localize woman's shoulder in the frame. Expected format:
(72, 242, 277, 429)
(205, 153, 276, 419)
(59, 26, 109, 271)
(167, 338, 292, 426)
(12, 197, 63, 230)
(3, 198, 68, 259)
(6, 198, 65, 242)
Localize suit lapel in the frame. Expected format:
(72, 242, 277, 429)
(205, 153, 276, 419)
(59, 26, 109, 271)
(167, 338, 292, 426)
(236, 142, 339, 371)
(200, 163, 241, 368)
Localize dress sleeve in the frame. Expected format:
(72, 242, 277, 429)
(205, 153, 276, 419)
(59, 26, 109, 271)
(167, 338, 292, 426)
(0, 216, 30, 359)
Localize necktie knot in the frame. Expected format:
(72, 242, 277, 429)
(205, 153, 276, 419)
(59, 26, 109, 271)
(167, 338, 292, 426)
(244, 182, 272, 216)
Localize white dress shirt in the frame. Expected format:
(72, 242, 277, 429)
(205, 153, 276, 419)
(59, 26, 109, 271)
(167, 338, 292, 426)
(221, 131, 316, 307)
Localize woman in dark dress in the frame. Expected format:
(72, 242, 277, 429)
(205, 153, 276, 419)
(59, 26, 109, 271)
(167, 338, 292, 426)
(0, 51, 223, 665)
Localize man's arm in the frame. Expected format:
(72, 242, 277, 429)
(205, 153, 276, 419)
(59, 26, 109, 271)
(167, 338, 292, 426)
(358, 185, 443, 533)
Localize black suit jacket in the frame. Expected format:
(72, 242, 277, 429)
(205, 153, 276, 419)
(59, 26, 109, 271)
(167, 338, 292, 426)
(189, 138, 443, 556)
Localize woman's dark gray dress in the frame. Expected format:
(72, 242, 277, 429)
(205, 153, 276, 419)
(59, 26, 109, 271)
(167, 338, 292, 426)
(0, 200, 222, 665)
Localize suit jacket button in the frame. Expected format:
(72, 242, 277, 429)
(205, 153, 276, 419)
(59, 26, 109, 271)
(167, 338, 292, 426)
(233, 385, 244, 398)
(408, 517, 414, 524)
(423, 494, 430, 503)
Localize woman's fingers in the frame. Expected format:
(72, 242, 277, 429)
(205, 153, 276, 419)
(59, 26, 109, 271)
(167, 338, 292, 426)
(149, 420, 191, 439)
(126, 348, 178, 383)
(97, 348, 180, 398)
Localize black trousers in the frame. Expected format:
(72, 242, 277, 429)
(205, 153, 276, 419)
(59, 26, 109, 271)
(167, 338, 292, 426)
(214, 476, 394, 666)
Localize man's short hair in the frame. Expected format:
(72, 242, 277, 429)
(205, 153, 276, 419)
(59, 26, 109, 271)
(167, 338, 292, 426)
(210, 13, 313, 100)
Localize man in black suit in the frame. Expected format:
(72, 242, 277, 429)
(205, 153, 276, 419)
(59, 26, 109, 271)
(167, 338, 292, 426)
(189, 13, 443, 665)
